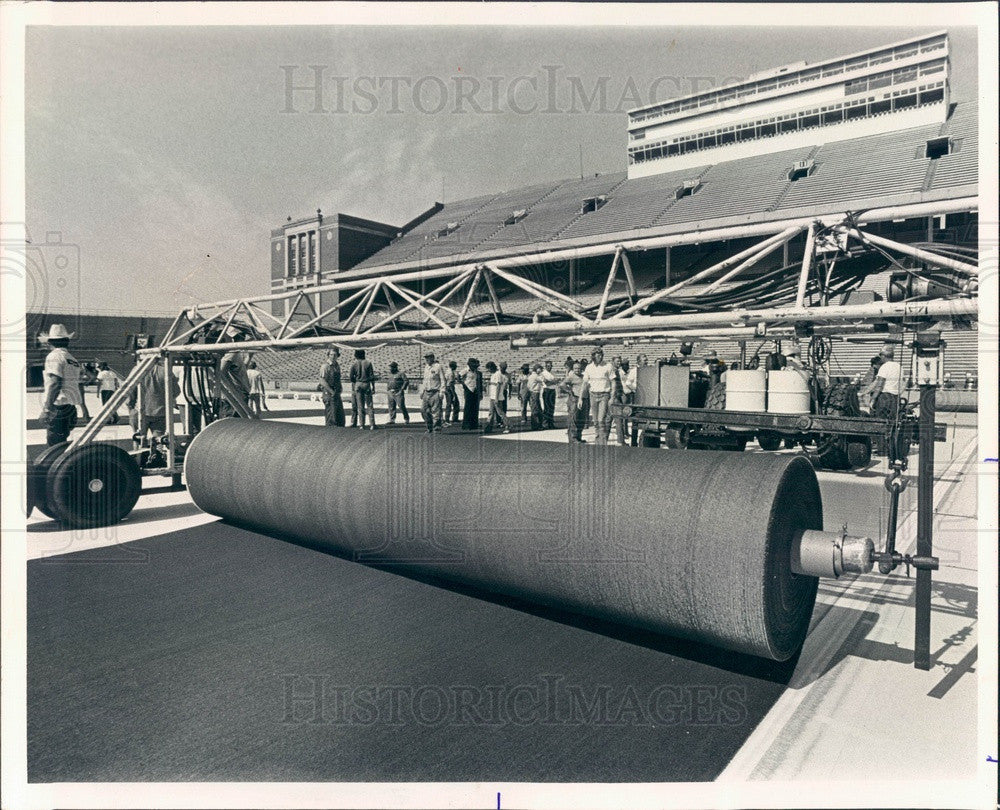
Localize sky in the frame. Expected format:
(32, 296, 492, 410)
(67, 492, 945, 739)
(25, 24, 978, 315)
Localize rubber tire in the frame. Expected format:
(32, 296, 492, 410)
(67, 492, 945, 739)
(704, 382, 726, 411)
(757, 432, 783, 452)
(817, 382, 862, 470)
(847, 438, 872, 468)
(45, 443, 142, 528)
(28, 442, 70, 520)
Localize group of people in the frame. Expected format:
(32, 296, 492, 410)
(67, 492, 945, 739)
(317, 347, 651, 445)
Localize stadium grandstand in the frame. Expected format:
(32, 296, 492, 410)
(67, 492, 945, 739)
(259, 33, 977, 394)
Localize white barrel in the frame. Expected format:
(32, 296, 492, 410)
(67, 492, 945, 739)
(725, 369, 767, 412)
(767, 369, 811, 414)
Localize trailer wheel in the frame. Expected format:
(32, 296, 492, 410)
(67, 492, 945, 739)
(45, 443, 142, 528)
(757, 431, 782, 451)
(27, 442, 70, 520)
(817, 383, 866, 470)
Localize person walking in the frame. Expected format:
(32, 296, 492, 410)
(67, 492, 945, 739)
(483, 361, 510, 434)
(319, 347, 346, 427)
(420, 352, 445, 433)
(39, 324, 83, 446)
(386, 361, 410, 424)
(461, 358, 482, 431)
(96, 360, 122, 424)
(443, 361, 461, 425)
(560, 360, 588, 443)
(349, 349, 378, 430)
(580, 347, 616, 445)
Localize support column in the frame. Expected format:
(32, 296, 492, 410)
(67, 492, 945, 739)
(569, 258, 577, 295)
(664, 247, 671, 288)
(914, 384, 936, 670)
(926, 216, 934, 243)
(782, 240, 789, 268)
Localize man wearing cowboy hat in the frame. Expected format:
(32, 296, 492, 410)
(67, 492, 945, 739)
(39, 323, 83, 446)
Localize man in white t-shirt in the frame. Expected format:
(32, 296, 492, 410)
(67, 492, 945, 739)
(39, 323, 83, 445)
(869, 346, 903, 418)
(579, 347, 616, 445)
(96, 361, 122, 424)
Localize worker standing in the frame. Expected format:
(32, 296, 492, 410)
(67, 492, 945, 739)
(420, 352, 445, 433)
(560, 360, 588, 443)
(319, 347, 346, 427)
(95, 361, 122, 424)
(461, 358, 482, 431)
(867, 346, 904, 453)
(349, 349, 378, 430)
(541, 360, 558, 429)
(580, 347, 615, 445)
(443, 361, 460, 425)
(38, 324, 82, 446)
(386, 361, 410, 425)
(219, 334, 252, 417)
(246, 361, 266, 417)
(129, 356, 181, 463)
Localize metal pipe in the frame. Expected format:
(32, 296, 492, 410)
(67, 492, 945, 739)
(847, 228, 979, 276)
(791, 528, 875, 579)
(146, 297, 978, 355)
(596, 248, 622, 322)
(915, 384, 936, 670)
(795, 223, 817, 308)
(703, 227, 803, 294)
(614, 227, 802, 318)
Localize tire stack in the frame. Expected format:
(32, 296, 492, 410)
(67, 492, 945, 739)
(817, 383, 872, 471)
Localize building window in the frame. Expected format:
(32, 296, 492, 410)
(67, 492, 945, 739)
(925, 136, 951, 159)
(288, 236, 297, 276)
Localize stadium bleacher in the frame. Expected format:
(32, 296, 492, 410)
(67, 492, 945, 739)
(349, 100, 976, 275)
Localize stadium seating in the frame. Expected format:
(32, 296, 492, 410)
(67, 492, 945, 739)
(930, 101, 978, 189)
(778, 122, 940, 210)
(352, 101, 976, 276)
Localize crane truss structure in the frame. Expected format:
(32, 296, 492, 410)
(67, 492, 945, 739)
(67, 201, 980, 456)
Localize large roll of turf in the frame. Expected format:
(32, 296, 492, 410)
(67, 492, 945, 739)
(185, 419, 822, 661)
